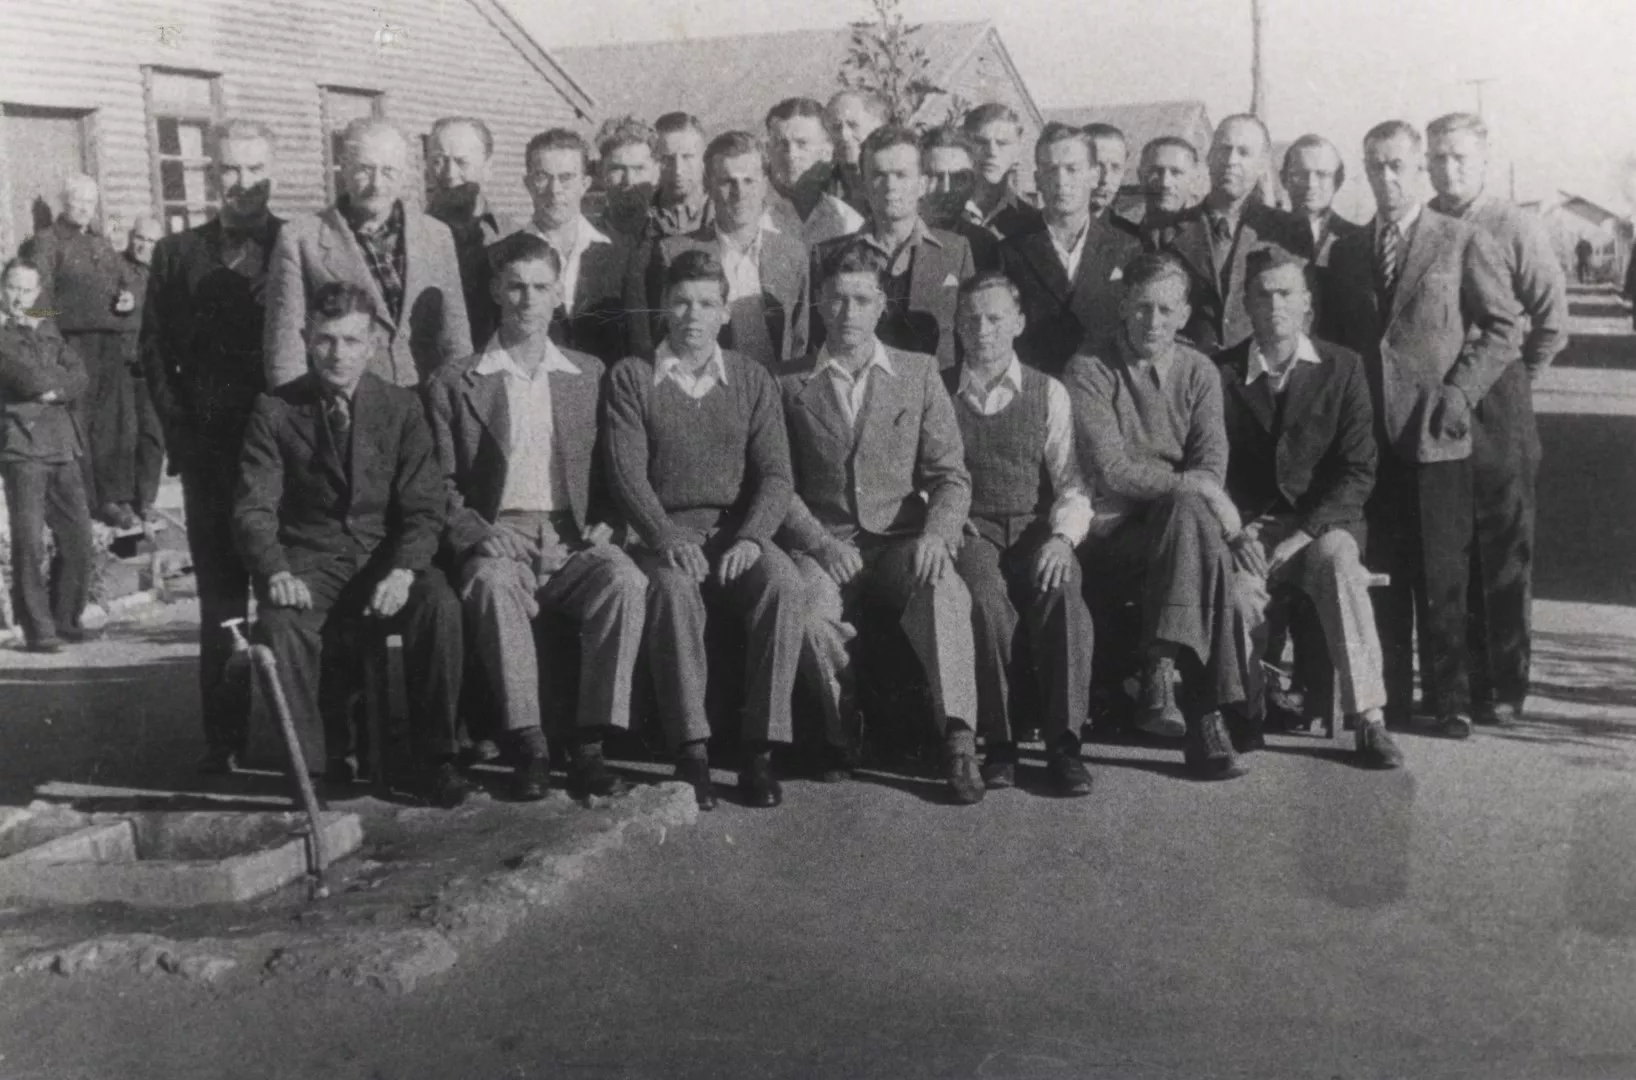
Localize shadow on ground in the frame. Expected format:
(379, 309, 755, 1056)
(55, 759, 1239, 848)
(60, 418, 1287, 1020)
(1536, 413, 1636, 606)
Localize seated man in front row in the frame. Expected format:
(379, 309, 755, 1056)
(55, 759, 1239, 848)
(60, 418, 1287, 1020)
(1220, 249, 1403, 768)
(780, 239, 985, 804)
(426, 233, 649, 802)
(606, 250, 806, 811)
(234, 282, 473, 807)
(1065, 253, 1251, 781)
(947, 272, 1095, 797)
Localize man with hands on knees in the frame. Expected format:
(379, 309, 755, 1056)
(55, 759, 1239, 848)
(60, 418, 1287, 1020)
(946, 272, 1096, 796)
(606, 249, 806, 810)
(779, 239, 983, 805)
(234, 282, 474, 807)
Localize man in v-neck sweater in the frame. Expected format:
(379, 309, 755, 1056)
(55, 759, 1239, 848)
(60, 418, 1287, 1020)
(605, 249, 804, 811)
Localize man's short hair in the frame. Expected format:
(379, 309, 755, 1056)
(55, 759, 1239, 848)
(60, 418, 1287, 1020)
(487, 231, 563, 280)
(1035, 121, 1093, 160)
(1141, 136, 1199, 166)
(1364, 120, 1423, 153)
(525, 128, 593, 173)
(340, 118, 408, 161)
(919, 125, 976, 159)
(430, 116, 494, 158)
(61, 173, 99, 199)
(1214, 112, 1272, 151)
(1427, 112, 1488, 144)
(962, 103, 1022, 136)
(1, 257, 38, 283)
(309, 281, 379, 323)
(704, 130, 764, 175)
(1243, 247, 1313, 293)
(957, 270, 1022, 309)
(595, 115, 657, 159)
(765, 97, 826, 130)
(826, 90, 891, 124)
(664, 247, 730, 300)
(1082, 123, 1127, 149)
(860, 124, 923, 165)
(1281, 134, 1346, 187)
(817, 236, 888, 289)
(655, 111, 705, 139)
(1121, 252, 1191, 296)
(211, 119, 276, 150)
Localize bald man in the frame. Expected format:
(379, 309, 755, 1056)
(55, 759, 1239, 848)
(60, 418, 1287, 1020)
(265, 118, 470, 387)
(826, 90, 889, 215)
(427, 116, 515, 349)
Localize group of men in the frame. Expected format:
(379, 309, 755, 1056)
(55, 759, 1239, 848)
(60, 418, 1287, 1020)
(0, 85, 1566, 810)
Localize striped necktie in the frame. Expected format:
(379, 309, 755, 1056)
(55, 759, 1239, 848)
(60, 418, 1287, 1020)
(1377, 221, 1403, 301)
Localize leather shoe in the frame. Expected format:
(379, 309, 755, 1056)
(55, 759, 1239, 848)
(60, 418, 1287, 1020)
(1046, 747, 1093, 797)
(677, 756, 716, 810)
(1138, 656, 1186, 738)
(511, 756, 551, 801)
(569, 748, 630, 798)
(1474, 701, 1520, 727)
(943, 729, 985, 805)
(22, 639, 62, 654)
(819, 744, 855, 783)
(1184, 711, 1247, 780)
(1435, 712, 1474, 740)
(1354, 713, 1405, 769)
(737, 754, 782, 808)
(197, 748, 239, 776)
(425, 761, 479, 808)
(981, 742, 1017, 789)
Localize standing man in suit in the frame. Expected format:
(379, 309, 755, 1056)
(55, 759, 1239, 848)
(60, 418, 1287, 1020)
(947, 272, 1096, 796)
(265, 119, 469, 388)
(764, 98, 866, 249)
(919, 126, 1001, 271)
(606, 250, 806, 810)
(1220, 249, 1402, 768)
(1283, 135, 1361, 265)
(1157, 115, 1312, 354)
(1427, 112, 1567, 727)
(1081, 123, 1133, 228)
(235, 282, 472, 806)
(1320, 120, 1521, 737)
(812, 126, 975, 370)
(781, 239, 982, 804)
(425, 233, 648, 802)
(962, 104, 1043, 240)
(427, 117, 515, 350)
(1129, 137, 1200, 244)
(999, 123, 1141, 376)
(142, 120, 284, 774)
(630, 131, 809, 369)
(1066, 254, 1250, 780)
(109, 214, 166, 524)
(591, 116, 658, 242)
(518, 128, 634, 364)
(825, 90, 889, 216)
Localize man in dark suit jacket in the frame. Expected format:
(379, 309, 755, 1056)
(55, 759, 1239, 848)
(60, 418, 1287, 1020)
(628, 130, 810, 369)
(1156, 115, 1313, 354)
(142, 120, 285, 773)
(1282, 135, 1364, 268)
(1319, 120, 1521, 738)
(918, 125, 1002, 272)
(1000, 123, 1143, 376)
(264, 119, 471, 388)
(424, 233, 648, 803)
(235, 282, 472, 807)
(426, 116, 518, 350)
(1220, 249, 1401, 769)
(961, 103, 1044, 241)
(779, 239, 982, 804)
(810, 125, 975, 370)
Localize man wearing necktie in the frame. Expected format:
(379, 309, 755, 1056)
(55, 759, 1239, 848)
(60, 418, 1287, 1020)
(1317, 120, 1521, 739)
(234, 282, 472, 807)
(142, 120, 286, 774)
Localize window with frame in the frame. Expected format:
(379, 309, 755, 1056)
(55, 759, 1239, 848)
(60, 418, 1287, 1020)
(322, 87, 385, 201)
(145, 68, 221, 234)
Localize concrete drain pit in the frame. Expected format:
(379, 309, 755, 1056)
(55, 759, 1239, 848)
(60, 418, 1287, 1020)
(0, 804, 362, 907)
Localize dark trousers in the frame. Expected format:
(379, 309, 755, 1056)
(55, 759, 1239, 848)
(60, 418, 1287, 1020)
(1081, 491, 1247, 713)
(1467, 362, 1538, 707)
(1366, 455, 1474, 715)
(955, 516, 1092, 745)
(181, 460, 252, 755)
(2, 457, 93, 645)
(66, 330, 149, 511)
(254, 559, 462, 768)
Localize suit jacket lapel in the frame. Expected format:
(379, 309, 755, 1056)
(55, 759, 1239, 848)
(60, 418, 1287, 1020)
(1069, 218, 1119, 319)
(852, 359, 901, 457)
(345, 376, 380, 499)
(1170, 216, 1217, 295)
(1279, 355, 1324, 432)
(1225, 351, 1276, 432)
(319, 208, 393, 334)
(907, 234, 947, 317)
(794, 369, 851, 447)
(300, 391, 347, 487)
(548, 367, 594, 523)
(1018, 228, 1072, 303)
(397, 210, 427, 337)
(1389, 214, 1441, 325)
(462, 366, 510, 455)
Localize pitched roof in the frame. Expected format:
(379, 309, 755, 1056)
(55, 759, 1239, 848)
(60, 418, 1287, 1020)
(1041, 99, 1214, 156)
(481, 0, 597, 117)
(554, 20, 1008, 134)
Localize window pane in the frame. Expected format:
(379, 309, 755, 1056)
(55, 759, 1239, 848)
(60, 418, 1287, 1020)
(157, 118, 180, 156)
(325, 89, 381, 129)
(151, 71, 214, 112)
(160, 159, 185, 200)
(183, 162, 209, 203)
(177, 120, 206, 158)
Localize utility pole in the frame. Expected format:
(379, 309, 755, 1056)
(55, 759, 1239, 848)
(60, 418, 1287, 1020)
(1250, 0, 1268, 122)
(1463, 76, 1495, 117)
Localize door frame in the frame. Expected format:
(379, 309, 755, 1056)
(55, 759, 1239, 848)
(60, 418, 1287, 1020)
(0, 103, 100, 257)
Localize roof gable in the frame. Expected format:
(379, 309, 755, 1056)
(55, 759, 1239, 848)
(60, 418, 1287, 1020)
(1041, 99, 1214, 155)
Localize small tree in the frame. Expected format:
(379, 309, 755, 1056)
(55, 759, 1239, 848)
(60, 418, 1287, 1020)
(838, 0, 947, 128)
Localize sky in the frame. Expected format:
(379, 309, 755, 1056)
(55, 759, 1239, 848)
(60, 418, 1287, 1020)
(510, 0, 1636, 220)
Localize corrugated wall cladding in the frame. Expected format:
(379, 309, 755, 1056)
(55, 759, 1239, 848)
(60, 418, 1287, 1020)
(0, 0, 589, 248)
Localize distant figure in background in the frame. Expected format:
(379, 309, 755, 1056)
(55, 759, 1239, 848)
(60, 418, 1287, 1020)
(1081, 123, 1132, 228)
(764, 97, 865, 248)
(1129, 136, 1200, 243)
(961, 103, 1043, 240)
(592, 116, 659, 241)
(649, 112, 714, 241)
(1574, 237, 1593, 285)
(825, 90, 889, 216)
(142, 119, 285, 774)
(107, 214, 166, 523)
(427, 116, 515, 350)
(30, 173, 137, 527)
(919, 125, 1001, 271)
(0, 258, 94, 653)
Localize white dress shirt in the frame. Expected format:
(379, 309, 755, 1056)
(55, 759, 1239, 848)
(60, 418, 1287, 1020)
(816, 339, 893, 427)
(956, 354, 1094, 545)
(1374, 201, 1422, 249)
(654, 339, 729, 400)
(477, 337, 581, 512)
(1046, 217, 1090, 281)
(523, 214, 611, 314)
(1246, 333, 1324, 394)
(717, 214, 779, 303)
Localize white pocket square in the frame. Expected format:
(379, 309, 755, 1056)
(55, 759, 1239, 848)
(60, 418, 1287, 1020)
(943, 273, 960, 287)
(1110, 267, 1124, 281)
